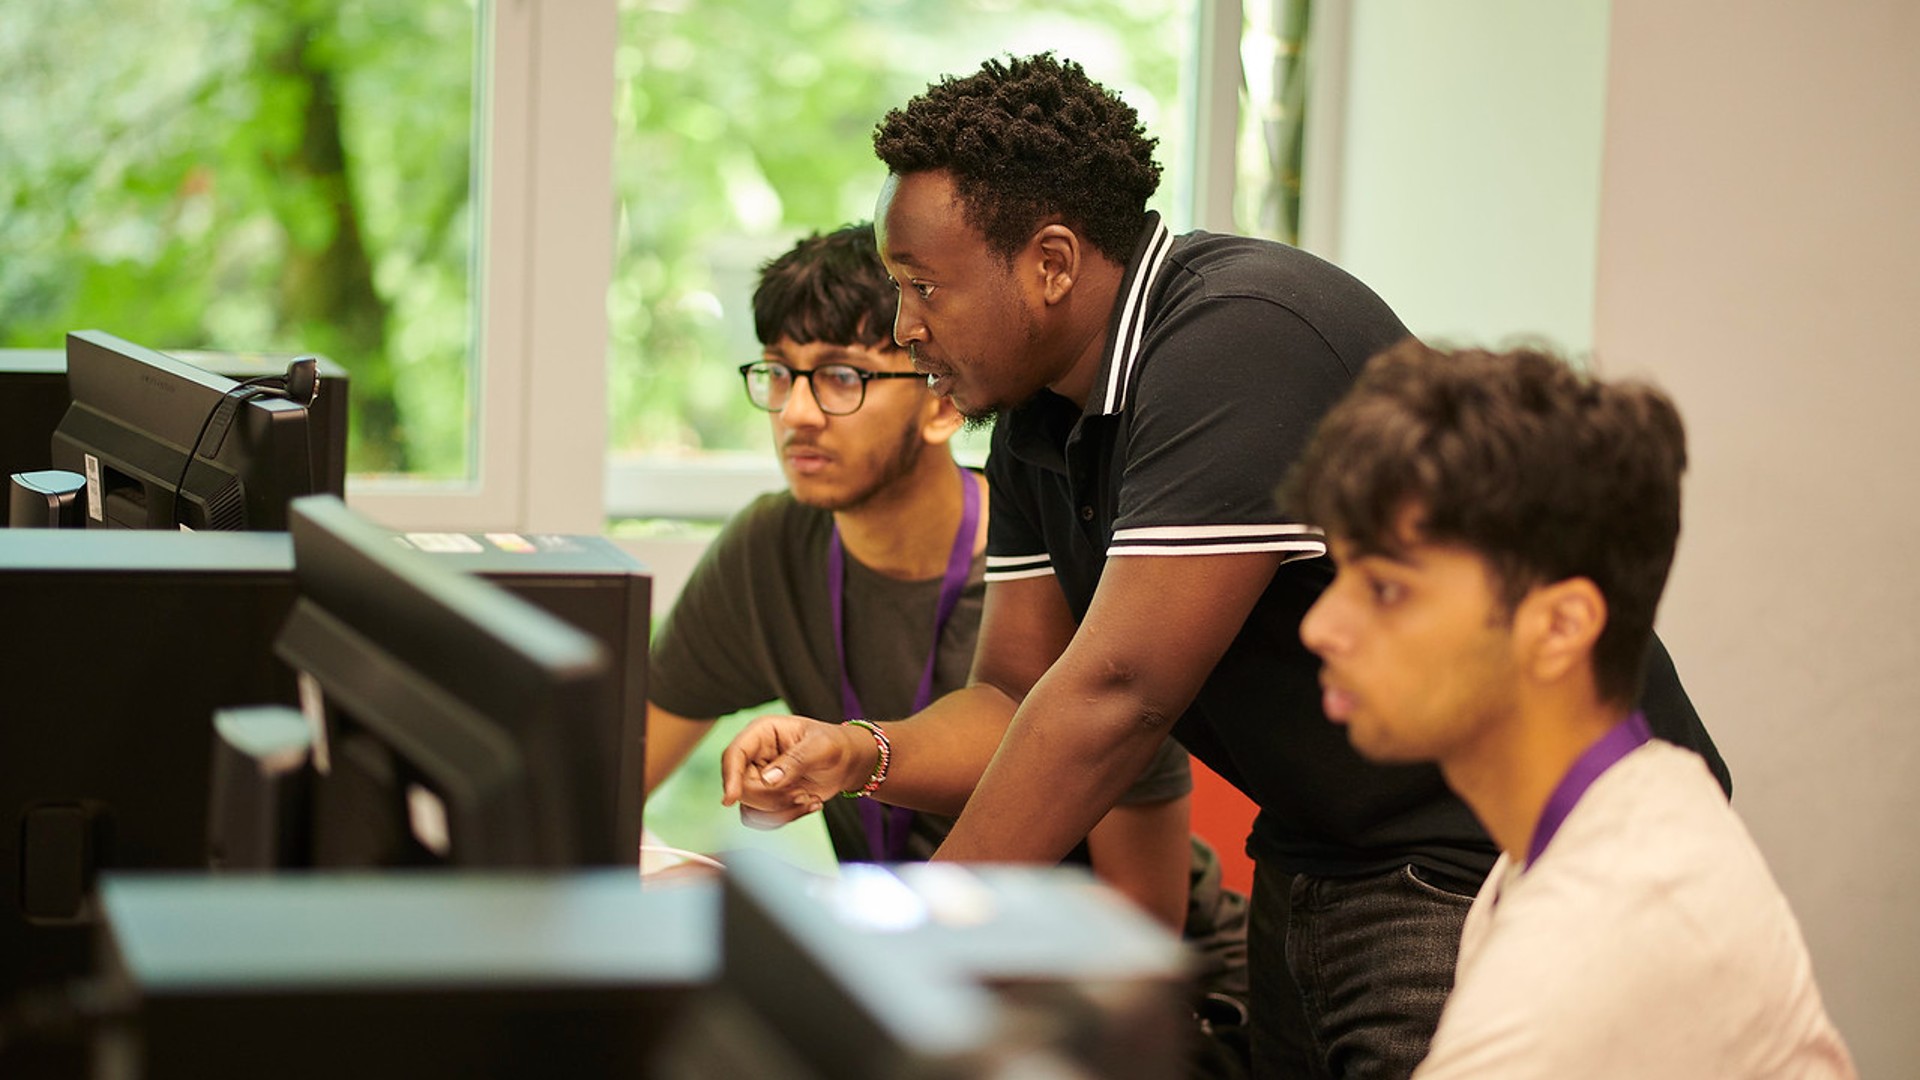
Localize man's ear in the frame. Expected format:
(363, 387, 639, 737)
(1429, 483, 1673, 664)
(1032, 224, 1079, 305)
(1516, 578, 1607, 686)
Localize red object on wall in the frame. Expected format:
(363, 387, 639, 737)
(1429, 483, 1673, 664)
(1189, 755, 1258, 898)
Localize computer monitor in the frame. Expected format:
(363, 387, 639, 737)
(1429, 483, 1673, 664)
(0, 526, 648, 1001)
(659, 852, 1191, 1079)
(274, 496, 622, 868)
(49, 330, 318, 530)
(1, 345, 351, 525)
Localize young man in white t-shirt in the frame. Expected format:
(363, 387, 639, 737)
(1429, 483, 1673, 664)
(1284, 341, 1855, 1078)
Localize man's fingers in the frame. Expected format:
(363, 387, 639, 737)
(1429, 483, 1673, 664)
(759, 753, 796, 787)
(719, 743, 751, 806)
(739, 794, 822, 831)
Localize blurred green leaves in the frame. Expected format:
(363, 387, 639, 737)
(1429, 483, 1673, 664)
(607, 0, 1187, 458)
(1, 0, 474, 477)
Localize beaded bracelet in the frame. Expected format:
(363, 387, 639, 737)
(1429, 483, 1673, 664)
(840, 718, 890, 799)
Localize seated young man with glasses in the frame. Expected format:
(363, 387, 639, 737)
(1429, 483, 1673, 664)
(643, 223, 1251, 1055)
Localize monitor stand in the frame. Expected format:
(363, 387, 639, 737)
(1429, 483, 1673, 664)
(7, 470, 85, 528)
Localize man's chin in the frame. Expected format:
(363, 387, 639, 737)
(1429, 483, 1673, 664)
(791, 477, 889, 514)
(959, 406, 999, 433)
(1344, 723, 1419, 766)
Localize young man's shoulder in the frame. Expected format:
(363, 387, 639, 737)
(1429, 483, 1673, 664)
(1425, 741, 1852, 1079)
(1510, 742, 1789, 938)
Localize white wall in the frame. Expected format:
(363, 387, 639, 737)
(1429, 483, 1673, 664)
(1324, 0, 1611, 353)
(1595, 3, 1920, 1074)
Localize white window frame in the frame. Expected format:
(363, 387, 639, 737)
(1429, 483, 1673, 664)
(346, 0, 1314, 532)
(348, 0, 617, 536)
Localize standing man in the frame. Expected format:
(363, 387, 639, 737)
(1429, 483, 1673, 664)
(721, 55, 1727, 1076)
(643, 223, 1250, 1041)
(1287, 343, 1852, 1077)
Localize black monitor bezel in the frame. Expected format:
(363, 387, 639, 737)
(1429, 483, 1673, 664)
(275, 496, 622, 868)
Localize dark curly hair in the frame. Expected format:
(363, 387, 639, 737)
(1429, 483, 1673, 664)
(873, 53, 1161, 264)
(752, 222, 897, 349)
(1281, 341, 1688, 707)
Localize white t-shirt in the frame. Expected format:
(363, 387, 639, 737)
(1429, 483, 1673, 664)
(1414, 741, 1855, 1079)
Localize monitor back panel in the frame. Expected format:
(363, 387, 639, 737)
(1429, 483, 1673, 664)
(0, 348, 350, 524)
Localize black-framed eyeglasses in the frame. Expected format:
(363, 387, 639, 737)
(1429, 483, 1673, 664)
(738, 360, 924, 416)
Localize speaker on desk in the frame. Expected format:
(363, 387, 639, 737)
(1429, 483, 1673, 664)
(8, 470, 86, 528)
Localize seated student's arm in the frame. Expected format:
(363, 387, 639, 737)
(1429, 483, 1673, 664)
(1086, 793, 1192, 931)
(644, 701, 720, 795)
(722, 570, 1074, 823)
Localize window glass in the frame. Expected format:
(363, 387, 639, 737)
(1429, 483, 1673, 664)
(0, 0, 478, 479)
(608, 0, 1195, 476)
(1238, 0, 1312, 242)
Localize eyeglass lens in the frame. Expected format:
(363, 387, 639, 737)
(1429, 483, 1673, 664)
(745, 363, 868, 414)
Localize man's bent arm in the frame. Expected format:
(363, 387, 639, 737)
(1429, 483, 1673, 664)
(866, 572, 1078, 809)
(724, 573, 1076, 816)
(935, 551, 1282, 865)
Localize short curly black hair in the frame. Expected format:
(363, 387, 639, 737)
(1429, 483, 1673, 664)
(1281, 341, 1688, 708)
(873, 53, 1161, 264)
(752, 222, 897, 349)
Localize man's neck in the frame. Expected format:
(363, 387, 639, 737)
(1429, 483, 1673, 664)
(1047, 256, 1128, 410)
(831, 454, 981, 581)
(1440, 695, 1632, 868)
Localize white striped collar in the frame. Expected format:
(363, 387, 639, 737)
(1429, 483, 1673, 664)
(1095, 214, 1174, 416)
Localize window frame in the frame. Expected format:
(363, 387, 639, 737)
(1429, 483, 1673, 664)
(348, 0, 617, 535)
(352, 0, 1289, 532)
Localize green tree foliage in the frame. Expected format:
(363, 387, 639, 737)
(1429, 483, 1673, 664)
(0, 0, 474, 477)
(608, 0, 1187, 456)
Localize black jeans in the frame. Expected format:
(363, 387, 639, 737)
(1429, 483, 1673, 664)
(1248, 861, 1476, 1079)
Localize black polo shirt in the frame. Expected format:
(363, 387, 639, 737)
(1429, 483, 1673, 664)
(984, 213, 1498, 882)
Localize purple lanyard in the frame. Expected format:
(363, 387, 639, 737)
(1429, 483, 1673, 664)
(1526, 711, 1652, 867)
(827, 463, 980, 861)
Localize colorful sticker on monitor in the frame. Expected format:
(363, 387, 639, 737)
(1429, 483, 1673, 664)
(403, 532, 485, 554)
(485, 532, 537, 554)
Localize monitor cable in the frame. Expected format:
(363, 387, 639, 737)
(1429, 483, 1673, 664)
(169, 356, 319, 530)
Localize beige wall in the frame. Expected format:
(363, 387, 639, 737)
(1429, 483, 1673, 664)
(1596, 3, 1920, 1073)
